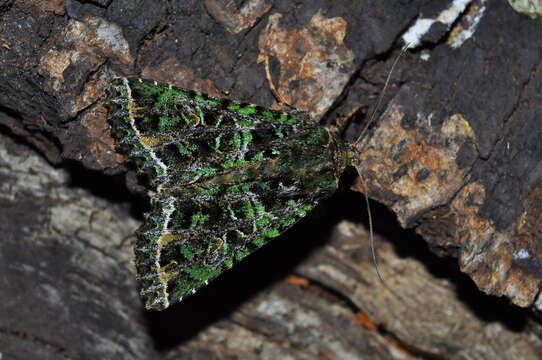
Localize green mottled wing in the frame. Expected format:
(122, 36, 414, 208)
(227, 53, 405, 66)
(107, 78, 347, 310)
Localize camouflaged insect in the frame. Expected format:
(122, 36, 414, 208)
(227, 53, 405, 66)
(107, 78, 350, 310)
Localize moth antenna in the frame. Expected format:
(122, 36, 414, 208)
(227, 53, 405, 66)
(354, 43, 411, 294)
(354, 43, 411, 147)
(363, 187, 380, 281)
(361, 179, 406, 301)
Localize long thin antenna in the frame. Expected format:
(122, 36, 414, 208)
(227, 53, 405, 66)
(354, 43, 411, 147)
(356, 43, 411, 290)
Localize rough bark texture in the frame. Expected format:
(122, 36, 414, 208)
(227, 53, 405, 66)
(1, 0, 542, 359)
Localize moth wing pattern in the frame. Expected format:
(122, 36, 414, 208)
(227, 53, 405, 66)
(107, 78, 347, 310)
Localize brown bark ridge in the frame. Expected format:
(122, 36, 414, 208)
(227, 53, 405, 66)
(1, 0, 542, 359)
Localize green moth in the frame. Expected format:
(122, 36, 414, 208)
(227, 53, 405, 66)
(107, 78, 353, 310)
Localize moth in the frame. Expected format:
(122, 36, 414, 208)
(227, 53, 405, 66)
(107, 78, 360, 310)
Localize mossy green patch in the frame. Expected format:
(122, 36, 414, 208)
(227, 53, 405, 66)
(251, 236, 266, 247)
(227, 103, 240, 112)
(278, 113, 297, 124)
(238, 105, 257, 116)
(295, 204, 314, 218)
(159, 115, 182, 132)
(235, 248, 250, 260)
(224, 257, 234, 268)
(237, 119, 258, 127)
(190, 213, 209, 227)
(194, 94, 221, 107)
(179, 244, 196, 260)
(185, 264, 222, 282)
(254, 202, 266, 216)
(191, 167, 217, 178)
(154, 88, 186, 109)
(255, 214, 273, 227)
(258, 110, 275, 121)
(241, 200, 255, 218)
(263, 228, 280, 238)
(222, 156, 247, 169)
(279, 217, 297, 228)
(252, 151, 265, 161)
(190, 186, 220, 197)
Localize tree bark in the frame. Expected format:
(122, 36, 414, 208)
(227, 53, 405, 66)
(1, 0, 542, 359)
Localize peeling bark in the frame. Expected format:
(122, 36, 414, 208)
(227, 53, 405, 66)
(352, 0, 542, 309)
(1, 0, 542, 359)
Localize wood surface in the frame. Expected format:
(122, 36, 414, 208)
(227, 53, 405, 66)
(1, 1, 542, 359)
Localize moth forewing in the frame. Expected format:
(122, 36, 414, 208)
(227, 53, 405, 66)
(107, 78, 348, 310)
